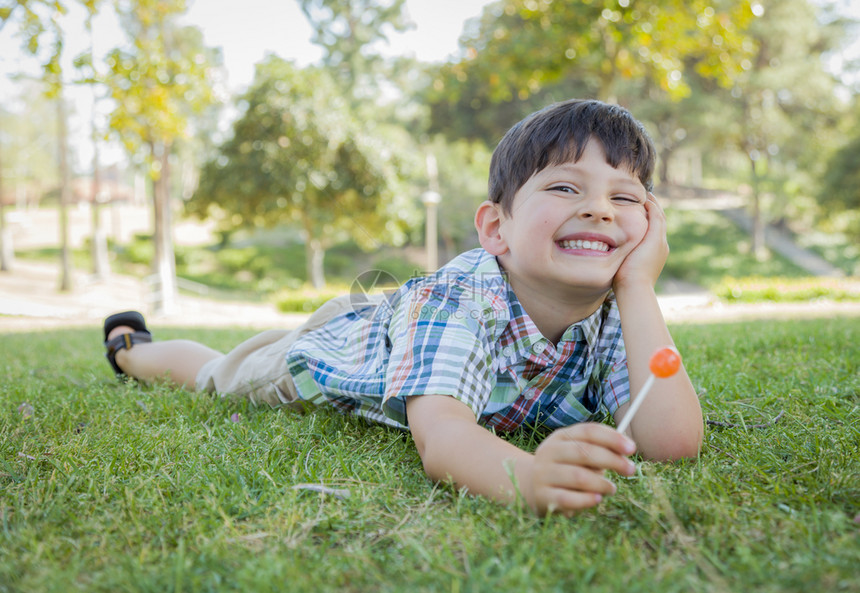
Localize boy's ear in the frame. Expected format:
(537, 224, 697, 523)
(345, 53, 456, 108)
(475, 200, 508, 256)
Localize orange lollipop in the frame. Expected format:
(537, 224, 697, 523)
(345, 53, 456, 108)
(616, 346, 682, 433)
(650, 346, 682, 378)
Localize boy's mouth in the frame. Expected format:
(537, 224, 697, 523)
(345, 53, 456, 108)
(557, 239, 611, 252)
(556, 233, 617, 254)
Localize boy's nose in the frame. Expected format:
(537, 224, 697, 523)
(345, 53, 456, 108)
(577, 195, 613, 222)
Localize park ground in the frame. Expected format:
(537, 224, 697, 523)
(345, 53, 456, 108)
(1, 204, 858, 593)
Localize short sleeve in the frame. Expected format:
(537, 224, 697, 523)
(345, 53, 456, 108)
(381, 281, 500, 426)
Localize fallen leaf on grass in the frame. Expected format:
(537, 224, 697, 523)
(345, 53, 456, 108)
(291, 483, 351, 499)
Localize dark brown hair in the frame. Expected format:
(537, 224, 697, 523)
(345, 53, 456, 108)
(488, 99, 656, 214)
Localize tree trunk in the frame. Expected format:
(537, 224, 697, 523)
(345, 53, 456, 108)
(307, 238, 326, 290)
(302, 217, 326, 289)
(688, 148, 702, 186)
(90, 112, 109, 279)
(659, 146, 672, 185)
(0, 201, 9, 273)
(0, 129, 12, 272)
(749, 155, 766, 261)
(57, 93, 73, 292)
(151, 142, 178, 313)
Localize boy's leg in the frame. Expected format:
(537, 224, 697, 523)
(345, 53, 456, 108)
(107, 325, 222, 388)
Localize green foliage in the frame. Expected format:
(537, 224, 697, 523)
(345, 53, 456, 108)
(428, 135, 493, 253)
(418, 0, 858, 242)
(1, 318, 858, 590)
(714, 276, 860, 302)
(818, 129, 860, 240)
(273, 286, 348, 313)
(110, 231, 421, 302)
(298, 0, 411, 95)
(188, 56, 422, 286)
(819, 133, 860, 212)
(104, 1, 221, 167)
(1, 0, 72, 91)
(667, 0, 852, 251)
(424, 0, 758, 143)
(120, 233, 156, 265)
(190, 56, 418, 244)
(0, 86, 58, 189)
(368, 255, 421, 283)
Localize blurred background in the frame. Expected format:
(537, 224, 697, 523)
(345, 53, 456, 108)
(1, 0, 858, 317)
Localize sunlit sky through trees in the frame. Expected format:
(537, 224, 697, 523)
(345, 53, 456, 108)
(0, 0, 495, 168)
(1, 0, 858, 171)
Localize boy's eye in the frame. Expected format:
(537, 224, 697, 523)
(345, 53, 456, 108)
(549, 185, 579, 194)
(611, 195, 643, 204)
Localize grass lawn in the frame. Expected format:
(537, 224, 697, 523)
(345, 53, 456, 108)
(1, 317, 858, 592)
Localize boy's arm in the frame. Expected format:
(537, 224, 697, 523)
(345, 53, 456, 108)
(612, 194, 704, 460)
(406, 394, 636, 517)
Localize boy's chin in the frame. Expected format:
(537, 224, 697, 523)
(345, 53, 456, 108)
(556, 280, 614, 299)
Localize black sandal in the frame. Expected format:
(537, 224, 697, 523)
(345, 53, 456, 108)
(103, 311, 152, 376)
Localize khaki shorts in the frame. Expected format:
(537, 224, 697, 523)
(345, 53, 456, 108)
(195, 295, 361, 408)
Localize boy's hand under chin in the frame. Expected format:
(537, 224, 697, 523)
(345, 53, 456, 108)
(613, 193, 669, 292)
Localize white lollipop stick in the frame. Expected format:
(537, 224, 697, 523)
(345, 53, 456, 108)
(616, 374, 654, 434)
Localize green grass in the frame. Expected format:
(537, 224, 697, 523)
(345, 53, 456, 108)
(663, 208, 812, 289)
(714, 277, 860, 303)
(1, 317, 858, 592)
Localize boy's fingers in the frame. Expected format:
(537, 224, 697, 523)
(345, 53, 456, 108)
(541, 488, 605, 515)
(645, 197, 666, 228)
(548, 464, 619, 495)
(547, 441, 635, 476)
(539, 429, 635, 477)
(556, 423, 636, 455)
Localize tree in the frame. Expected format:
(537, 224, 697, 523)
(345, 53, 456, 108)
(818, 108, 860, 241)
(297, 0, 411, 100)
(0, 85, 58, 203)
(104, 0, 220, 313)
(73, 0, 109, 279)
(188, 57, 418, 288)
(702, 0, 848, 258)
(424, 0, 757, 145)
(0, 0, 80, 288)
(0, 118, 7, 271)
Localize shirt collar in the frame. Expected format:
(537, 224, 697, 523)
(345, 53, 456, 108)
(503, 278, 612, 360)
(561, 293, 613, 353)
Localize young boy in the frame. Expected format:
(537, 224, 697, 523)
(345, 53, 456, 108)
(102, 99, 703, 517)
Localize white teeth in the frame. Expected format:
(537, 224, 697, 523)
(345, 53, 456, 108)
(558, 239, 610, 252)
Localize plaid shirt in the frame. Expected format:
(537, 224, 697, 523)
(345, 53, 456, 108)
(285, 248, 630, 432)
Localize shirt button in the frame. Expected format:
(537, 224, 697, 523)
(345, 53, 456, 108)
(532, 342, 546, 354)
(503, 346, 513, 357)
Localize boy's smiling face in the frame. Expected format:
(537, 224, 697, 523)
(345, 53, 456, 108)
(487, 138, 649, 304)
